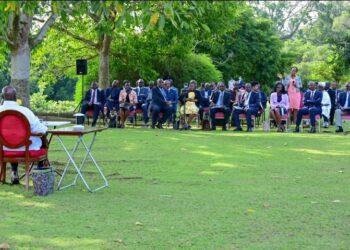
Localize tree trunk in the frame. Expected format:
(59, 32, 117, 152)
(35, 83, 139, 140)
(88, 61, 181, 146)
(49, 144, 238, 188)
(11, 41, 31, 107)
(8, 13, 32, 108)
(98, 34, 112, 89)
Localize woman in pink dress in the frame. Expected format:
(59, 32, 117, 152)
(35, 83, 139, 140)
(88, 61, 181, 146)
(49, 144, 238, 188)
(283, 67, 302, 124)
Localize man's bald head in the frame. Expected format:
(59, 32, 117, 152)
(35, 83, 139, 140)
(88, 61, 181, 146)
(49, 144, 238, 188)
(2, 86, 16, 101)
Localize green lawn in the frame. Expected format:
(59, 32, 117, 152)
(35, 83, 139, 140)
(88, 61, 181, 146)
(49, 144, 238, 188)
(1, 127, 350, 249)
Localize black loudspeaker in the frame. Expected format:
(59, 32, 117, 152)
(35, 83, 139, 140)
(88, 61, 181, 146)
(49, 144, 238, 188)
(76, 59, 87, 75)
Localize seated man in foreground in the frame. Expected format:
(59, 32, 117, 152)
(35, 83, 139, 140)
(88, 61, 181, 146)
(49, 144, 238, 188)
(151, 79, 172, 129)
(81, 81, 105, 127)
(0, 86, 47, 184)
(232, 82, 261, 132)
(294, 81, 322, 133)
(209, 82, 231, 131)
(335, 82, 350, 132)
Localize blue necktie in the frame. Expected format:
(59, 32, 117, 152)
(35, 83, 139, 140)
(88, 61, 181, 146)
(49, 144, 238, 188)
(160, 88, 167, 101)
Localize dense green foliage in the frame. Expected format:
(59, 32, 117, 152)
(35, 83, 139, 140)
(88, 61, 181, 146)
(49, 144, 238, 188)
(0, 1, 349, 110)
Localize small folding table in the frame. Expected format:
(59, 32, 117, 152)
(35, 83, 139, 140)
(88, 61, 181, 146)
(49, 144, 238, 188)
(48, 127, 109, 192)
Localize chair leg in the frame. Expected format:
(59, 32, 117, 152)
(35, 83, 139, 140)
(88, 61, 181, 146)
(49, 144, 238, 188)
(0, 162, 6, 183)
(25, 162, 29, 191)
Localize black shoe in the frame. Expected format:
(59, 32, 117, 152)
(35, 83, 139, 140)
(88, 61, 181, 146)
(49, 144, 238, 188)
(11, 172, 19, 185)
(222, 126, 227, 131)
(156, 123, 163, 129)
(336, 126, 344, 133)
(294, 126, 300, 133)
(308, 126, 316, 133)
(211, 126, 216, 130)
(247, 127, 253, 132)
(233, 127, 243, 131)
(151, 124, 156, 129)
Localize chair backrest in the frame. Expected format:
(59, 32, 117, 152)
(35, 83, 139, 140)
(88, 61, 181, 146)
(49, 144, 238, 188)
(0, 110, 31, 149)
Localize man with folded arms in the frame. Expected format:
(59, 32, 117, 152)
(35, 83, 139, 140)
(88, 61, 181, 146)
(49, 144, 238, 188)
(151, 79, 172, 129)
(232, 82, 261, 132)
(0, 86, 47, 184)
(294, 81, 323, 133)
(335, 83, 350, 133)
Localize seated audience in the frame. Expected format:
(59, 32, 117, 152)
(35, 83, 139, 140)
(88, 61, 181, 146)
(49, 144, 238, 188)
(105, 80, 122, 116)
(119, 80, 137, 128)
(318, 82, 331, 128)
(81, 81, 105, 127)
(0, 86, 48, 184)
(134, 79, 150, 127)
(209, 82, 231, 131)
(179, 82, 201, 129)
(232, 82, 261, 132)
(294, 81, 322, 133)
(151, 79, 172, 129)
(199, 83, 213, 121)
(335, 82, 350, 132)
(164, 79, 178, 126)
(270, 81, 289, 132)
(328, 81, 341, 126)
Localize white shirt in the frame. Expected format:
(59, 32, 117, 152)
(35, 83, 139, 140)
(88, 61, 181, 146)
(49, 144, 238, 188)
(244, 92, 251, 107)
(90, 89, 98, 104)
(345, 92, 350, 108)
(0, 101, 47, 151)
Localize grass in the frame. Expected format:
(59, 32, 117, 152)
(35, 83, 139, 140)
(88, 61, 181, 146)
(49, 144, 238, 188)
(1, 126, 350, 249)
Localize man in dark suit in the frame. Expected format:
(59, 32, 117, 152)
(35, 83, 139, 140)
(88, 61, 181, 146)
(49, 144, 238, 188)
(327, 82, 341, 126)
(164, 79, 178, 125)
(134, 79, 150, 126)
(199, 83, 213, 121)
(209, 82, 231, 131)
(294, 81, 323, 133)
(335, 83, 350, 132)
(232, 82, 261, 132)
(105, 80, 122, 115)
(81, 81, 105, 127)
(151, 78, 172, 129)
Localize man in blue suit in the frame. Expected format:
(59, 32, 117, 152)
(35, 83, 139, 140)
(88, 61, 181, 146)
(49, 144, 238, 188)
(105, 80, 122, 115)
(81, 81, 105, 127)
(151, 79, 172, 129)
(335, 83, 350, 132)
(294, 81, 323, 133)
(164, 79, 178, 125)
(232, 82, 261, 132)
(134, 79, 150, 126)
(199, 83, 213, 121)
(209, 82, 231, 131)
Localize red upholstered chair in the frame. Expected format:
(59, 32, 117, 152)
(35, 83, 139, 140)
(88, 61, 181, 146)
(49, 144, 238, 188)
(301, 114, 321, 132)
(239, 113, 256, 129)
(0, 110, 48, 191)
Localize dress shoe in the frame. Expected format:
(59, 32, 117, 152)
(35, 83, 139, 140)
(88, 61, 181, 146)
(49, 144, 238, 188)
(294, 126, 300, 133)
(222, 126, 227, 131)
(233, 127, 243, 131)
(308, 126, 316, 133)
(247, 127, 253, 132)
(151, 124, 156, 129)
(11, 171, 20, 185)
(156, 123, 163, 129)
(211, 126, 216, 130)
(336, 126, 344, 133)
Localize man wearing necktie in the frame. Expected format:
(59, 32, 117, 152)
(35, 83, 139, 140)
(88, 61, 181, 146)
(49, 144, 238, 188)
(209, 82, 231, 130)
(294, 81, 323, 133)
(335, 83, 350, 132)
(150, 78, 172, 129)
(232, 82, 261, 132)
(81, 81, 105, 127)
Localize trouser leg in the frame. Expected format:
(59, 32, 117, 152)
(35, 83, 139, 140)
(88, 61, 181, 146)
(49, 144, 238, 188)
(335, 109, 343, 127)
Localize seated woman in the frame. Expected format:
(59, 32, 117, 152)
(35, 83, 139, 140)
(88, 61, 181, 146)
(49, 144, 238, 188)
(179, 82, 201, 129)
(119, 80, 137, 128)
(270, 81, 289, 132)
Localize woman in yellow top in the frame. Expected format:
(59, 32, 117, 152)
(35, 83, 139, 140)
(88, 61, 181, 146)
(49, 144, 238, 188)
(179, 82, 201, 129)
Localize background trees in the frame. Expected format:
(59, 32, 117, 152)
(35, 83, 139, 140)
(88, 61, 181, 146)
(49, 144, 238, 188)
(0, 1, 348, 110)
